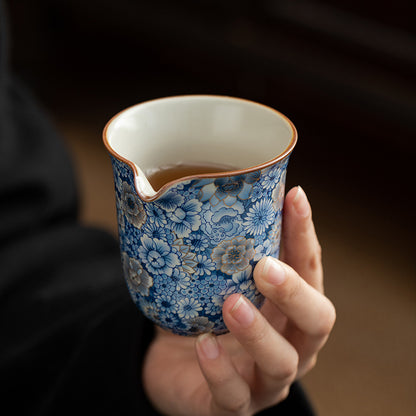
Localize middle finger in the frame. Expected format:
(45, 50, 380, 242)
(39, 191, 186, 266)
(254, 257, 336, 353)
(223, 294, 299, 399)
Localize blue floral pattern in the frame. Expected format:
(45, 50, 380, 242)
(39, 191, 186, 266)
(111, 156, 289, 336)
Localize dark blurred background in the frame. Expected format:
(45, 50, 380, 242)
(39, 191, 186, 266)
(6, 1, 416, 415)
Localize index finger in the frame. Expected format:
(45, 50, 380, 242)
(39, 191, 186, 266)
(280, 186, 323, 292)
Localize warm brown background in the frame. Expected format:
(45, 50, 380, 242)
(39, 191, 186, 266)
(7, 1, 416, 415)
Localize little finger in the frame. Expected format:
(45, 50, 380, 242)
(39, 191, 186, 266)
(196, 333, 251, 416)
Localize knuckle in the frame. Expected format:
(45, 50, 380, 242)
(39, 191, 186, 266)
(270, 351, 299, 383)
(316, 300, 336, 336)
(257, 346, 298, 386)
(304, 238, 322, 278)
(309, 244, 322, 273)
(218, 394, 251, 414)
(282, 356, 299, 382)
(209, 372, 234, 387)
(304, 355, 318, 373)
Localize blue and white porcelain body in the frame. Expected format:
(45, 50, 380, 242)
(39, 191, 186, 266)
(103, 95, 297, 336)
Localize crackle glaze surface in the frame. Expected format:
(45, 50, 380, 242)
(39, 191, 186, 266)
(111, 157, 289, 336)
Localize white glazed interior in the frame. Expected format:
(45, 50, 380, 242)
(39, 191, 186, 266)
(105, 96, 296, 197)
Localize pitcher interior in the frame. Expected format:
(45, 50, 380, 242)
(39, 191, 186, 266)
(105, 96, 296, 176)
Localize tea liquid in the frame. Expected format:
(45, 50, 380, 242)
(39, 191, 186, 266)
(147, 163, 234, 191)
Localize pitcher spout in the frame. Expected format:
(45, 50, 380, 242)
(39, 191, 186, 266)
(133, 164, 157, 199)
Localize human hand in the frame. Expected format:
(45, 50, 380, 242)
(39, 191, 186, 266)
(143, 186, 336, 415)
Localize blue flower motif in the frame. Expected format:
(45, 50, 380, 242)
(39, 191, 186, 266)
(153, 276, 176, 296)
(138, 235, 180, 276)
(145, 205, 167, 226)
(224, 266, 264, 306)
(254, 238, 273, 261)
(193, 254, 216, 276)
(245, 170, 262, 184)
(251, 182, 265, 202)
(142, 221, 174, 244)
(181, 183, 200, 199)
(153, 270, 191, 296)
(246, 288, 264, 307)
(204, 298, 222, 316)
(183, 233, 210, 252)
(179, 286, 195, 298)
(168, 268, 192, 290)
(166, 199, 202, 238)
(211, 293, 226, 307)
(229, 266, 255, 293)
(190, 178, 213, 188)
(204, 290, 231, 319)
(201, 202, 244, 243)
(156, 190, 184, 212)
(243, 199, 275, 236)
(112, 157, 132, 179)
(123, 224, 144, 257)
(155, 293, 179, 314)
(177, 298, 203, 319)
(196, 273, 227, 296)
(261, 164, 283, 190)
(157, 312, 181, 331)
(199, 175, 255, 207)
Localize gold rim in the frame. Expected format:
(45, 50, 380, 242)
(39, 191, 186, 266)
(102, 95, 298, 202)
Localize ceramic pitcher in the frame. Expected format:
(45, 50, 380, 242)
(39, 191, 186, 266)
(103, 95, 297, 336)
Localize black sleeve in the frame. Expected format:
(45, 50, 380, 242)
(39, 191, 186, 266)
(0, 2, 315, 414)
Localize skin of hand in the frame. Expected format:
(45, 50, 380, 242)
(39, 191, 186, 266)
(143, 186, 336, 416)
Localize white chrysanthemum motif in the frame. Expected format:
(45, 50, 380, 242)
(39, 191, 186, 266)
(155, 293, 178, 314)
(193, 254, 216, 276)
(243, 199, 275, 236)
(177, 298, 203, 319)
(261, 165, 282, 190)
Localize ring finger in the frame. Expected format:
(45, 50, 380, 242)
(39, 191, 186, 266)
(254, 257, 336, 365)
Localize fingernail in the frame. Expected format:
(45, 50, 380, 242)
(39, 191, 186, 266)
(230, 295, 254, 327)
(293, 186, 310, 218)
(197, 333, 219, 360)
(263, 257, 286, 285)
